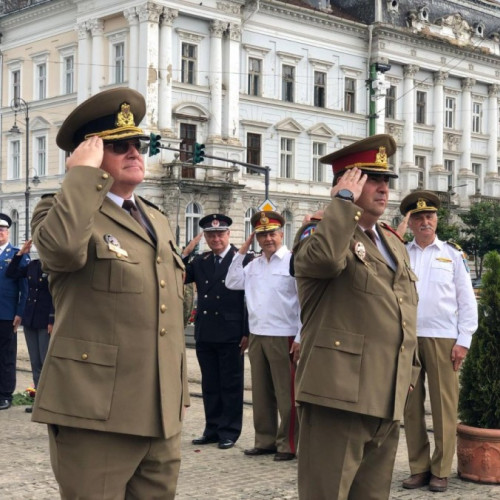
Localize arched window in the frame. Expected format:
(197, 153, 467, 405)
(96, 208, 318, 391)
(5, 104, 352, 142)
(10, 210, 19, 247)
(244, 207, 257, 251)
(185, 202, 202, 246)
(283, 210, 293, 249)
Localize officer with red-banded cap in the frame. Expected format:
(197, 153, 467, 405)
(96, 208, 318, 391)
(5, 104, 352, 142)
(399, 190, 477, 493)
(30, 88, 188, 499)
(292, 134, 420, 499)
(226, 210, 301, 462)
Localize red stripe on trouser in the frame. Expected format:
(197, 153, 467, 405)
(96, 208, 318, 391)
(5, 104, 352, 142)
(288, 336, 297, 454)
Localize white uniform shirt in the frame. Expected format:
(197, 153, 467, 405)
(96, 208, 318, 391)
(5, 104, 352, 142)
(406, 237, 478, 348)
(225, 245, 301, 341)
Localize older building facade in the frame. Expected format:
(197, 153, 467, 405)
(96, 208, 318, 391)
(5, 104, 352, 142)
(1, 0, 499, 250)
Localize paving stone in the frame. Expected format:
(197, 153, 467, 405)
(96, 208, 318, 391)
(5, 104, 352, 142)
(0, 334, 497, 499)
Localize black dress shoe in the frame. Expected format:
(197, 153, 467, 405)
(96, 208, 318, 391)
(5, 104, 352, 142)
(192, 435, 218, 445)
(0, 399, 11, 410)
(218, 439, 235, 449)
(244, 447, 277, 456)
(274, 452, 296, 461)
(25, 406, 33, 413)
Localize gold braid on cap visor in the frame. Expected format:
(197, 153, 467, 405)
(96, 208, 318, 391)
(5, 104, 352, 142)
(255, 223, 282, 233)
(84, 126, 146, 141)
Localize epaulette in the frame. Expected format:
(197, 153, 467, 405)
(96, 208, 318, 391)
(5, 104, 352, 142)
(138, 196, 163, 214)
(446, 240, 463, 252)
(447, 240, 470, 272)
(380, 222, 405, 243)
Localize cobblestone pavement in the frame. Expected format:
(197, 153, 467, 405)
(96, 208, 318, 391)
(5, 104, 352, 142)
(0, 334, 498, 499)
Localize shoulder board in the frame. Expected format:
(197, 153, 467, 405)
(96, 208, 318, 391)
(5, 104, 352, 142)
(380, 222, 405, 243)
(447, 240, 463, 252)
(201, 251, 213, 260)
(138, 196, 163, 214)
(41, 193, 56, 199)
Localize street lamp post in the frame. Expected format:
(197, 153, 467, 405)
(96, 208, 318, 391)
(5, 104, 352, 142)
(10, 98, 30, 240)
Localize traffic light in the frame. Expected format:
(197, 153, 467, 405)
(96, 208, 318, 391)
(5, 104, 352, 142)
(149, 133, 161, 157)
(192, 142, 205, 164)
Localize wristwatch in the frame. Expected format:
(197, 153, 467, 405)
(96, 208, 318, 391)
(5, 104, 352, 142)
(335, 189, 354, 202)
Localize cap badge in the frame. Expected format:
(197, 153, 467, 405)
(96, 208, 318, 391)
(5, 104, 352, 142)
(211, 219, 220, 228)
(115, 103, 135, 128)
(417, 199, 427, 209)
(354, 241, 366, 262)
(375, 147, 387, 165)
(260, 213, 269, 225)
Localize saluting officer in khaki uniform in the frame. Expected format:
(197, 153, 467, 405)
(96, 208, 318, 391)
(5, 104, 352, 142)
(31, 88, 189, 499)
(293, 135, 420, 500)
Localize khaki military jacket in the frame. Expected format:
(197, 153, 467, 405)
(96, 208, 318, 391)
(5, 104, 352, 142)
(31, 166, 189, 438)
(293, 199, 419, 421)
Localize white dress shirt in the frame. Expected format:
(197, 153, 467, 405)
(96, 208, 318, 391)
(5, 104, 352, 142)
(406, 237, 478, 348)
(225, 245, 301, 341)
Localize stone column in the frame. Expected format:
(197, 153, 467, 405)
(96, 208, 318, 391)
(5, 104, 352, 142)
(402, 65, 419, 167)
(158, 8, 178, 134)
(432, 71, 447, 170)
(397, 65, 419, 193)
(208, 20, 225, 141)
(224, 23, 241, 144)
(137, 2, 163, 129)
(428, 71, 448, 191)
(458, 78, 476, 197)
(89, 19, 104, 95)
(76, 22, 90, 103)
(483, 84, 500, 197)
(124, 8, 139, 91)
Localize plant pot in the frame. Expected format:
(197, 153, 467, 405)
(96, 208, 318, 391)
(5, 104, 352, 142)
(457, 422, 500, 484)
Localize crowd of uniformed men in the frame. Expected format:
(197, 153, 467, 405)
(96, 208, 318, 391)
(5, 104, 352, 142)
(0, 87, 478, 500)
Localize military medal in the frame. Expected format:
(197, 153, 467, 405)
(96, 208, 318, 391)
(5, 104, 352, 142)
(103, 234, 129, 258)
(354, 241, 366, 262)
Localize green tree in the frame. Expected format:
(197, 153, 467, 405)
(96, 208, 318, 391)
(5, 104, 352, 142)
(458, 251, 500, 429)
(436, 207, 460, 242)
(458, 201, 500, 278)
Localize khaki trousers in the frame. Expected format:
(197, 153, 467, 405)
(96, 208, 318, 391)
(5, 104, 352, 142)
(404, 337, 459, 478)
(48, 425, 181, 500)
(248, 334, 298, 453)
(298, 404, 400, 500)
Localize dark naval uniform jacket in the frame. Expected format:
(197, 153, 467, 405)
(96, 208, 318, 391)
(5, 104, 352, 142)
(6, 256, 54, 329)
(293, 198, 420, 422)
(0, 244, 28, 321)
(184, 245, 250, 343)
(31, 166, 189, 438)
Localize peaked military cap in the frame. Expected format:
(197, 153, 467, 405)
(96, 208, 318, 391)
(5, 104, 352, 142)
(400, 190, 441, 216)
(56, 88, 149, 152)
(199, 214, 232, 231)
(251, 211, 285, 233)
(0, 213, 12, 228)
(320, 134, 398, 178)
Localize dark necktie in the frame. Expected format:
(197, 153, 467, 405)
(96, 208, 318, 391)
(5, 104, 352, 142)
(122, 200, 154, 241)
(365, 228, 377, 246)
(214, 254, 221, 266)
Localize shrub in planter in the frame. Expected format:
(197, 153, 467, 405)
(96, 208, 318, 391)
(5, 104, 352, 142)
(457, 250, 500, 483)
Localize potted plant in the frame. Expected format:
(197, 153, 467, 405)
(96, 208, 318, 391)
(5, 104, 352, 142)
(457, 250, 500, 483)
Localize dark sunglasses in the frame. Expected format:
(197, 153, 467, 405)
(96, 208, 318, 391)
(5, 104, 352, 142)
(104, 139, 149, 155)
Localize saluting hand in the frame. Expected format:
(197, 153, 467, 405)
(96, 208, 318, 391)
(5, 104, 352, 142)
(182, 232, 204, 258)
(17, 239, 32, 256)
(239, 232, 255, 255)
(396, 213, 410, 238)
(331, 167, 367, 202)
(66, 136, 104, 170)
